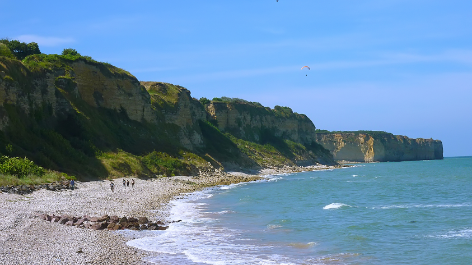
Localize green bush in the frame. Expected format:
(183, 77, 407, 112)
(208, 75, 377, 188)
(0, 39, 40, 60)
(0, 43, 15, 59)
(199, 97, 211, 105)
(62, 48, 80, 56)
(273, 105, 293, 117)
(142, 151, 186, 176)
(0, 155, 45, 178)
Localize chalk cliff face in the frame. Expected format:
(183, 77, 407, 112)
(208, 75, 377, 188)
(315, 132, 443, 162)
(0, 60, 156, 125)
(207, 102, 318, 145)
(140, 82, 207, 150)
(0, 57, 208, 152)
(0, 58, 154, 125)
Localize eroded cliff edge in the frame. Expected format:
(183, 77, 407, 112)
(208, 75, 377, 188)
(316, 131, 443, 162)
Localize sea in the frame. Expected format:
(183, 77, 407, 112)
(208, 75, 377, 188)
(127, 156, 472, 265)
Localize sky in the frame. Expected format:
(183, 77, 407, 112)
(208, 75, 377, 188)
(2, 0, 471, 157)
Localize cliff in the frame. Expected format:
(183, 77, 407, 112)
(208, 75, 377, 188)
(207, 102, 317, 146)
(315, 131, 443, 162)
(0, 53, 335, 179)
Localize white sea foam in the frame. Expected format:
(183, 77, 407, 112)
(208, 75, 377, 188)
(127, 186, 306, 264)
(287, 242, 317, 249)
(267, 224, 282, 230)
(323, 203, 351, 210)
(428, 229, 472, 239)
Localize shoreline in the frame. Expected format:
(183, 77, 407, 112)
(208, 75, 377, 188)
(0, 164, 339, 264)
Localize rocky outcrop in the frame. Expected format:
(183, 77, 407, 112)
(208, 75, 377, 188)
(0, 181, 74, 195)
(38, 213, 173, 231)
(316, 132, 443, 162)
(207, 102, 318, 145)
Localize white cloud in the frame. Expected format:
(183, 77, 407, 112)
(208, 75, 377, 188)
(15, 35, 75, 47)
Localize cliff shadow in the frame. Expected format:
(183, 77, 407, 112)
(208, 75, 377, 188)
(260, 128, 295, 160)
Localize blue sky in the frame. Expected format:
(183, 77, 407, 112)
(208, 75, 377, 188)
(2, 0, 471, 157)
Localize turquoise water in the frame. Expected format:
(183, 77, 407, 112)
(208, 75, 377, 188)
(128, 157, 472, 264)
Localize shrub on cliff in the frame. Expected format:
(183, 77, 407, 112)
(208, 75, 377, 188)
(0, 155, 45, 178)
(211, 97, 263, 108)
(273, 105, 294, 118)
(0, 39, 41, 60)
(0, 43, 15, 59)
(199, 97, 211, 105)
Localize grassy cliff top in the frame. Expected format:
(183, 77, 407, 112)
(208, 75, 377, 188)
(208, 97, 309, 120)
(22, 53, 134, 78)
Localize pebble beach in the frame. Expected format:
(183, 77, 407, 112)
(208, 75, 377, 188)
(0, 165, 337, 264)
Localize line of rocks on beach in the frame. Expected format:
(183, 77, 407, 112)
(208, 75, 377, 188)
(0, 181, 73, 195)
(38, 213, 180, 231)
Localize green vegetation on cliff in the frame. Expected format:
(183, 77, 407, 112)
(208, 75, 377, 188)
(0, 39, 40, 60)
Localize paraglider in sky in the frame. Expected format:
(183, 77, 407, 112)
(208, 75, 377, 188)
(301, 66, 310, 76)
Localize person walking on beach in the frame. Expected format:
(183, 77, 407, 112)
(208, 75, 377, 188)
(131, 179, 135, 188)
(123, 179, 126, 187)
(70, 179, 75, 190)
(127, 180, 130, 187)
(110, 181, 115, 192)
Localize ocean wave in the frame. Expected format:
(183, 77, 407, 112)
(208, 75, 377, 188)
(287, 242, 317, 249)
(428, 229, 472, 239)
(267, 224, 283, 230)
(216, 210, 234, 215)
(220, 183, 243, 190)
(323, 203, 352, 210)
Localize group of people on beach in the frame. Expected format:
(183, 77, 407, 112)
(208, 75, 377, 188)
(109, 178, 135, 192)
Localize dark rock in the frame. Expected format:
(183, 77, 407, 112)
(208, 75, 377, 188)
(157, 226, 168, 230)
(148, 225, 158, 230)
(140, 224, 147, 230)
(112, 224, 122, 230)
(118, 217, 128, 224)
(74, 219, 85, 226)
(107, 223, 115, 230)
(109, 216, 119, 223)
(138, 217, 149, 224)
(58, 217, 70, 224)
(128, 217, 138, 223)
(98, 215, 109, 222)
(91, 222, 107, 230)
